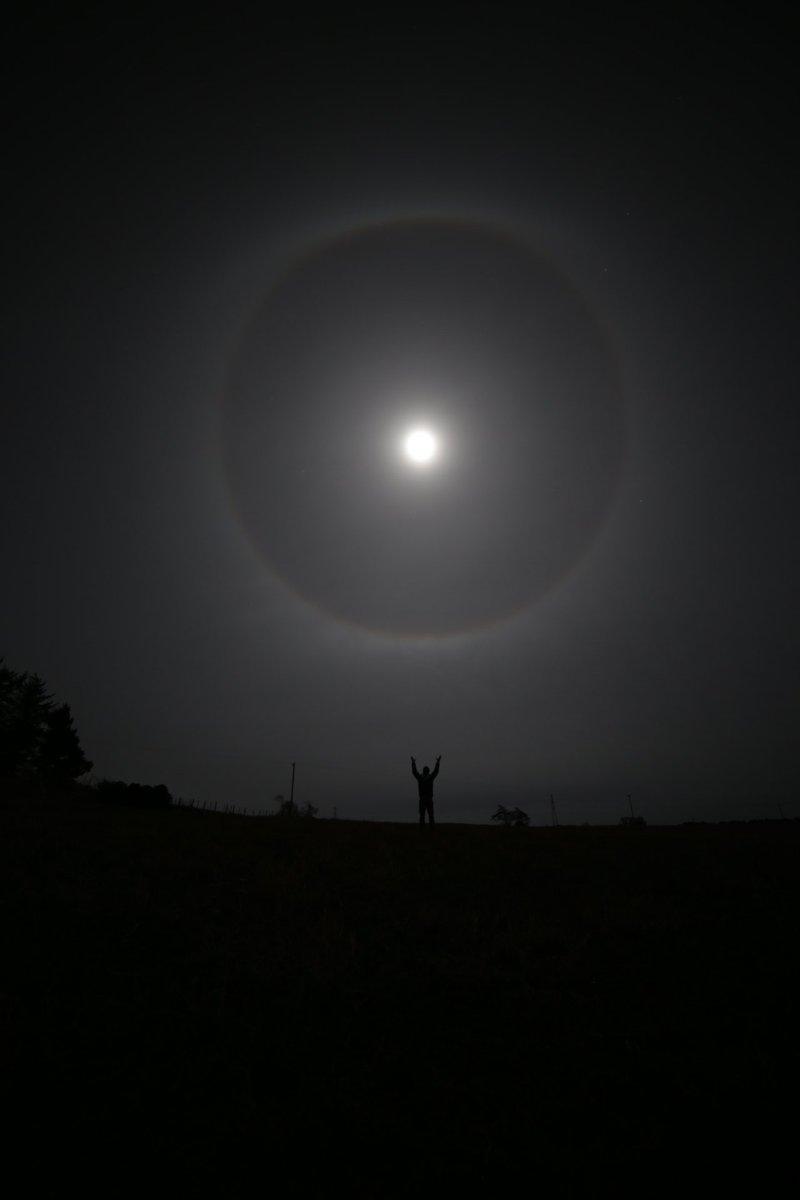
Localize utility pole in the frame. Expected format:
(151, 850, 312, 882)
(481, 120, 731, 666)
(550, 793, 559, 827)
(290, 761, 296, 809)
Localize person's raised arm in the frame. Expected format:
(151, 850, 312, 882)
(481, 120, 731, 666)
(431, 755, 441, 780)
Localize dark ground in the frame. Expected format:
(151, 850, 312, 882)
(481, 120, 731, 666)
(2, 782, 797, 1196)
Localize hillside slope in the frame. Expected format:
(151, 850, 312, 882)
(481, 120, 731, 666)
(2, 785, 797, 1195)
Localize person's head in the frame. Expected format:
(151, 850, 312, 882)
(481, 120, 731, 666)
(422, 766, 430, 776)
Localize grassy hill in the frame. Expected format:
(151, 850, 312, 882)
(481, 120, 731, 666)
(2, 782, 797, 1195)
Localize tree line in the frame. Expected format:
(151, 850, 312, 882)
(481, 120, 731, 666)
(1, 657, 173, 807)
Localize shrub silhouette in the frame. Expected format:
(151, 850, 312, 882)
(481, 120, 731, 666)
(97, 780, 172, 808)
(491, 804, 530, 828)
(273, 796, 318, 819)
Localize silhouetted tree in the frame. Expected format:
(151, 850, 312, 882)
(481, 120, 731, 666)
(39, 703, 93, 783)
(0, 659, 92, 782)
(0, 660, 22, 774)
(300, 802, 318, 819)
(0, 663, 50, 776)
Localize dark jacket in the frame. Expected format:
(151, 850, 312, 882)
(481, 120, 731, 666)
(412, 760, 439, 799)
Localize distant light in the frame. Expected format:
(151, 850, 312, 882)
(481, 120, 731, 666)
(404, 428, 438, 465)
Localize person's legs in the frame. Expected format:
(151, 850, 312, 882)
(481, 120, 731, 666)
(428, 799, 435, 826)
(419, 799, 426, 828)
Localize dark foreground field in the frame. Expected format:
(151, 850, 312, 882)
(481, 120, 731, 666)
(2, 785, 797, 1196)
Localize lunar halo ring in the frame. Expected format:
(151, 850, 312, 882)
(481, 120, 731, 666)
(220, 213, 626, 638)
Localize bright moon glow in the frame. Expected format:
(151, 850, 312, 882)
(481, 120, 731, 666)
(404, 428, 438, 465)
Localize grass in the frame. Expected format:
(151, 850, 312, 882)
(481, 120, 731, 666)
(2, 782, 797, 1196)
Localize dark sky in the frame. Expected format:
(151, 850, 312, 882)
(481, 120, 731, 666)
(3, 11, 797, 823)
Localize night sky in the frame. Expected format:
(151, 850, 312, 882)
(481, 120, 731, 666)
(3, 12, 797, 822)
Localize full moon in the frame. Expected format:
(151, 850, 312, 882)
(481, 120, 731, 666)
(224, 218, 624, 634)
(404, 428, 438, 465)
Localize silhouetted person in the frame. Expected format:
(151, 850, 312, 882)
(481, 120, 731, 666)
(411, 755, 440, 827)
